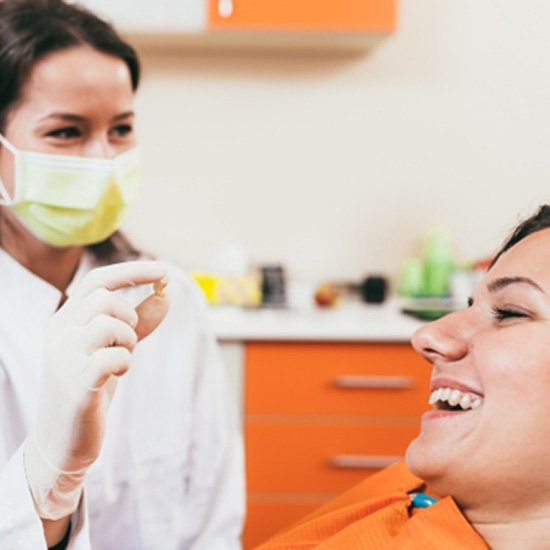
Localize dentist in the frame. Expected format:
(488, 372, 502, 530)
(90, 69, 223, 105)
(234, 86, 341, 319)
(0, 1, 244, 549)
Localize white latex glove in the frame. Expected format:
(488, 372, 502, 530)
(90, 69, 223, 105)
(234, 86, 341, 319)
(24, 261, 169, 520)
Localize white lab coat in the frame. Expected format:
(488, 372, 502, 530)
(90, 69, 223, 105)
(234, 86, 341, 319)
(0, 248, 245, 549)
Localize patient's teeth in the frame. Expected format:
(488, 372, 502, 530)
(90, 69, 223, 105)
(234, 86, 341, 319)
(428, 386, 483, 411)
(448, 389, 462, 406)
(430, 390, 441, 405)
(470, 398, 482, 409)
(459, 394, 472, 410)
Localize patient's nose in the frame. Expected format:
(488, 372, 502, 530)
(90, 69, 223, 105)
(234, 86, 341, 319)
(411, 310, 470, 364)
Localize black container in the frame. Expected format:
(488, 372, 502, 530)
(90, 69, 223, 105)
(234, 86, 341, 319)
(260, 265, 286, 307)
(360, 276, 388, 304)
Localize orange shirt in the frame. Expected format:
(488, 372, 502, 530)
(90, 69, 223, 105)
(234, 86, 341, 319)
(254, 462, 489, 549)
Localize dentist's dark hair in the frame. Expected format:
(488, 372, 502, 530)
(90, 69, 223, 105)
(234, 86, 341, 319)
(490, 205, 550, 268)
(0, 0, 140, 131)
(0, 0, 141, 262)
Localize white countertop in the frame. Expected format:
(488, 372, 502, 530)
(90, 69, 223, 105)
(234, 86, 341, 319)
(208, 298, 426, 342)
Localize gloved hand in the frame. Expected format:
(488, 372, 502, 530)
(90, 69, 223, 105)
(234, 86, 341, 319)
(24, 260, 169, 520)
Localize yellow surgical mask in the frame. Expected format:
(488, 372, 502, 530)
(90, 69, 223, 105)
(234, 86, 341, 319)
(0, 134, 140, 247)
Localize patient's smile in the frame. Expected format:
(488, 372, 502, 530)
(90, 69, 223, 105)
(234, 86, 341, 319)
(429, 387, 483, 411)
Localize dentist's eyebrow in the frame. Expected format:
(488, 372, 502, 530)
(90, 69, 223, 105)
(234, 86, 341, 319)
(38, 111, 134, 122)
(38, 113, 86, 122)
(486, 276, 544, 294)
(112, 111, 134, 121)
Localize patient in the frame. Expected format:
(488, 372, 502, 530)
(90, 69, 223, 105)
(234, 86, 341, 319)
(256, 204, 550, 549)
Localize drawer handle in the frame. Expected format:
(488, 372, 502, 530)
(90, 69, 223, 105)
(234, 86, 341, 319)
(218, 0, 234, 18)
(330, 455, 402, 470)
(333, 375, 414, 390)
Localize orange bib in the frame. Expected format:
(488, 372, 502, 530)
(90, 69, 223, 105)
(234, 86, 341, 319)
(255, 462, 488, 549)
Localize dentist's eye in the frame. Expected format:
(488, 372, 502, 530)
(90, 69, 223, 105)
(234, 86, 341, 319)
(46, 127, 81, 139)
(491, 307, 529, 321)
(111, 124, 133, 138)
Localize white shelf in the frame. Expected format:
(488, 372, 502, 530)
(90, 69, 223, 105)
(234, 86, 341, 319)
(209, 299, 425, 342)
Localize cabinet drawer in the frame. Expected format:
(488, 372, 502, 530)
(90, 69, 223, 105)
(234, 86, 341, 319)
(208, 0, 395, 32)
(245, 343, 431, 415)
(246, 421, 419, 493)
(243, 497, 328, 550)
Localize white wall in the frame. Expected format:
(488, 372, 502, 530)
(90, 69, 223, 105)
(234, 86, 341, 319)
(122, 0, 550, 284)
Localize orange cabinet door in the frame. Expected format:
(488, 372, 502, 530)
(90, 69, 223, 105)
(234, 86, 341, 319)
(208, 0, 396, 32)
(246, 343, 431, 416)
(246, 421, 418, 493)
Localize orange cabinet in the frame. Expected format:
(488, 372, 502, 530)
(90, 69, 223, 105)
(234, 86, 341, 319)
(208, 0, 396, 33)
(247, 343, 430, 416)
(243, 342, 430, 549)
(246, 422, 420, 494)
(82, 1, 396, 49)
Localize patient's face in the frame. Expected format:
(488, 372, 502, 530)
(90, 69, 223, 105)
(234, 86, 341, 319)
(406, 227, 550, 514)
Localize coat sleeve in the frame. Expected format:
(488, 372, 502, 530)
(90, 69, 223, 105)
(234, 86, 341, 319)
(0, 443, 92, 550)
(178, 280, 246, 549)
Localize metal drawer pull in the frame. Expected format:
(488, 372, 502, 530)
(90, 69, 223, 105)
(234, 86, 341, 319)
(218, 0, 234, 18)
(330, 455, 402, 470)
(333, 375, 414, 390)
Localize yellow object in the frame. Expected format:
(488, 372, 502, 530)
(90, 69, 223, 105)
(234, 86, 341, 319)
(191, 272, 261, 307)
(192, 273, 218, 303)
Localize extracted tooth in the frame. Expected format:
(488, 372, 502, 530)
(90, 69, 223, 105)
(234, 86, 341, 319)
(459, 394, 472, 410)
(441, 388, 452, 402)
(448, 389, 462, 407)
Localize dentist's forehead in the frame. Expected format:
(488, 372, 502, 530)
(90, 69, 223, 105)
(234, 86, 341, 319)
(18, 46, 133, 115)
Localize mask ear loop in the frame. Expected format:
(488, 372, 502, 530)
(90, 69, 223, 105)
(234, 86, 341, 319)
(0, 178, 13, 206)
(0, 134, 16, 205)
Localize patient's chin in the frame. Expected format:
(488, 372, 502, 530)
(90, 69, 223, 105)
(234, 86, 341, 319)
(405, 436, 446, 484)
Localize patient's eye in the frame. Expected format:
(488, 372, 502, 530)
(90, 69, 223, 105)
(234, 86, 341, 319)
(491, 307, 529, 321)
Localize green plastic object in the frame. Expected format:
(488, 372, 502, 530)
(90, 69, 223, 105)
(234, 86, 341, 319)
(398, 258, 424, 297)
(398, 227, 455, 299)
(422, 227, 454, 297)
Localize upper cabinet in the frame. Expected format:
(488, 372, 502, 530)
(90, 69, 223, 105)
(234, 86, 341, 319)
(208, 0, 395, 33)
(79, 0, 396, 49)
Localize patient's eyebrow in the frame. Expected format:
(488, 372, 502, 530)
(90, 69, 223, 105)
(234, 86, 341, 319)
(487, 276, 544, 294)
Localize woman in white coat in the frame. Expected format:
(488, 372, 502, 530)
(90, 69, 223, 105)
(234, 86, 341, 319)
(0, 1, 245, 549)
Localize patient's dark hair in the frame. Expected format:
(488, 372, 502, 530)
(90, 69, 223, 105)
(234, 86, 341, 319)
(0, 0, 141, 263)
(490, 205, 550, 268)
